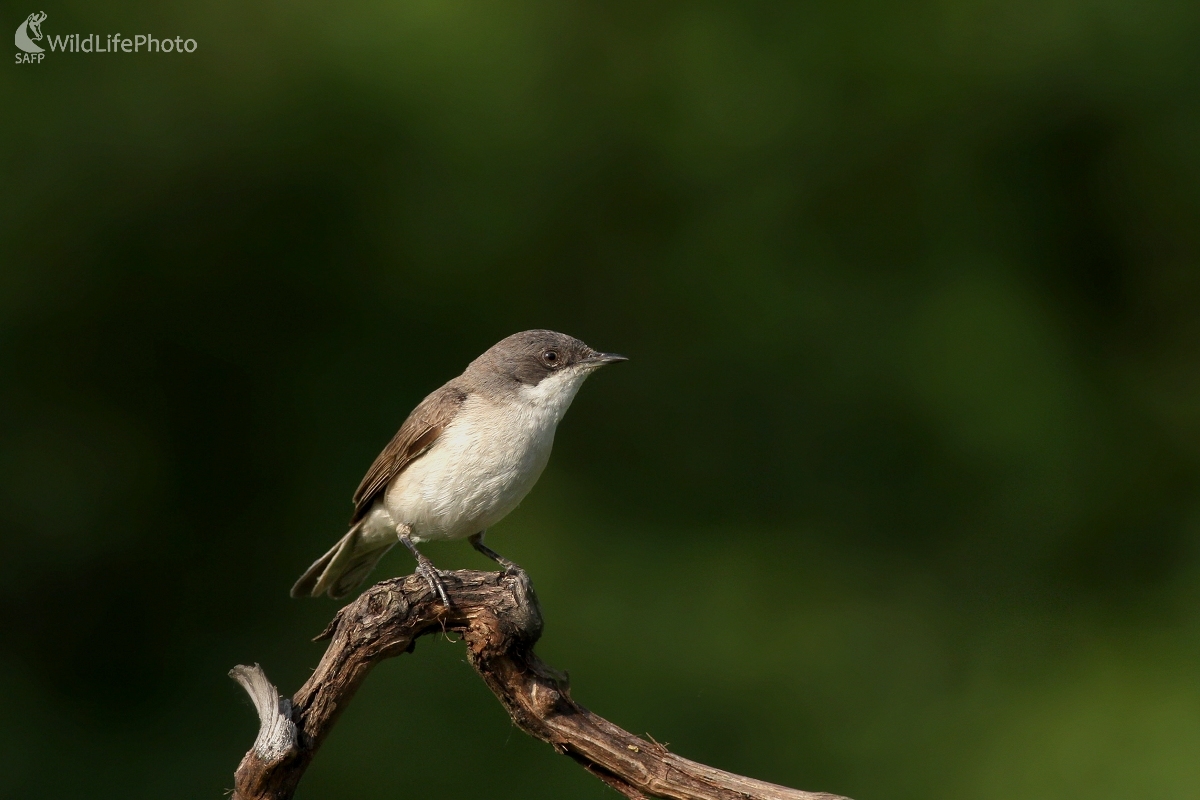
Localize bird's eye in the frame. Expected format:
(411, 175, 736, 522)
(542, 349, 560, 367)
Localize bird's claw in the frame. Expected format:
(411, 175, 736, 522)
(398, 530, 450, 606)
(415, 557, 450, 606)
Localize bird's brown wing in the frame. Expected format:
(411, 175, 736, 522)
(350, 383, 467, 523)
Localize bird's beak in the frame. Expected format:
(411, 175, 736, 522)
(581, 350, 628, 367)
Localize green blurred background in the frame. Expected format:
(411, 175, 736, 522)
(3, 1, 1200, 798)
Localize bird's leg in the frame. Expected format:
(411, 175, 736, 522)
(397, 526, 449, 606)
(469, 531, 522, 575)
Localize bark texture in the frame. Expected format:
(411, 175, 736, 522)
(230, 568, 851, 800)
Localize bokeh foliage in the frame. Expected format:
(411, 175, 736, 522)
(2, 1, 1200, 798)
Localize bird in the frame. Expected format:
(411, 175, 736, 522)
(291, 330, 626, 603)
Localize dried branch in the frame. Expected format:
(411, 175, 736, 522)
(229, 568, 850, 800)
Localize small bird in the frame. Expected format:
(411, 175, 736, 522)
(291, 330, 626, 602)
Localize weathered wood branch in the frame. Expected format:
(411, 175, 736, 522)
(230, 569, 850, 800)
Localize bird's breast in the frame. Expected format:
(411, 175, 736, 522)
(384, 394, 560, 540)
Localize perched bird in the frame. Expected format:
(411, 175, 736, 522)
(291, 330, 626, 602)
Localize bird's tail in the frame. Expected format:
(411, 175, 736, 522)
(290, 522, 395, 599)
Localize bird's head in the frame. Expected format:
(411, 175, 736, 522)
(468, 329, 626, 412)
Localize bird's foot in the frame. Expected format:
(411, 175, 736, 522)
(398, 530, 450, 606)
(414, 553, 450, 606)
(488, 551, 523, 576)
(469, 533, 524, 577)
(498, 558, 525, 578)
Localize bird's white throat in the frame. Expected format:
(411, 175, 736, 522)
(514, 364, 594, 426)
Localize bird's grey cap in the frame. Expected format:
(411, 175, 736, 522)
(465, 329, 627, 387)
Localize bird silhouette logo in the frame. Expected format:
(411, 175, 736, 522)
(15, 11, 47, 54)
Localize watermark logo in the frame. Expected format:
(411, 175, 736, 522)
(15, 11, 46, 59)
(15, 11, 198, 65)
